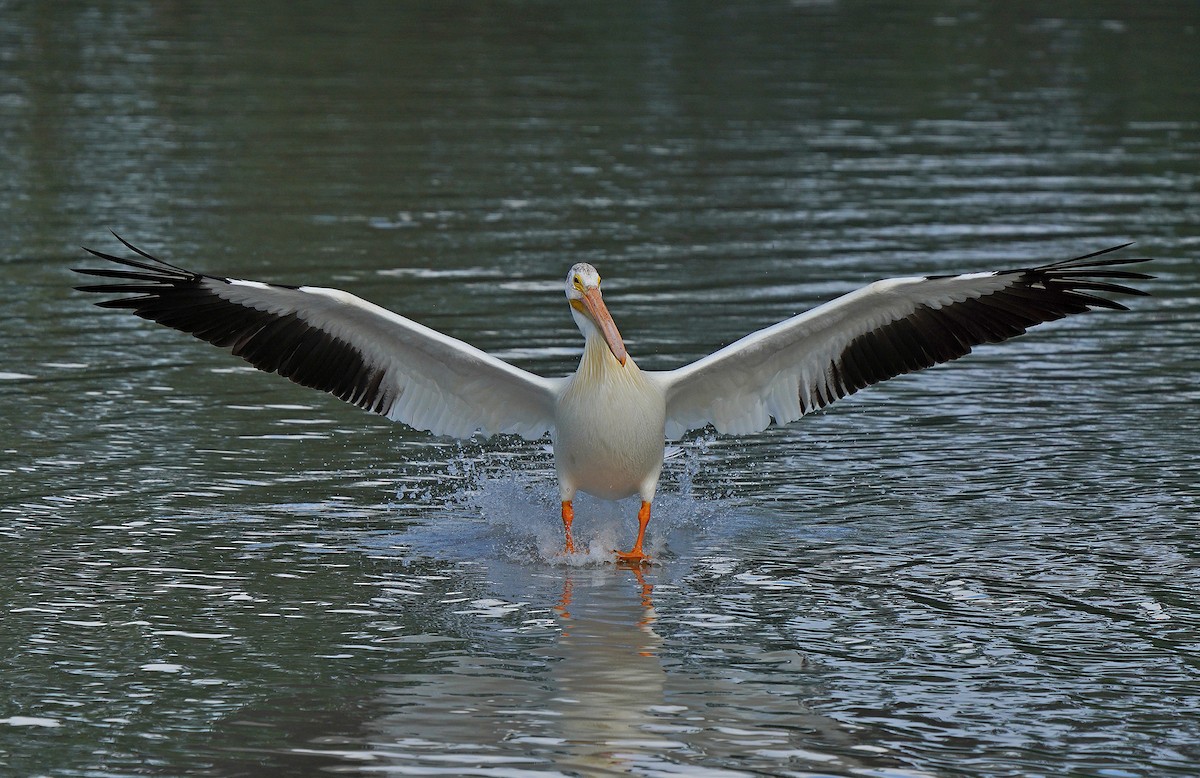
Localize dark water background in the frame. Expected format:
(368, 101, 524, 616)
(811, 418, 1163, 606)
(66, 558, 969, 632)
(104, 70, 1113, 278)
(3, 2, 1199, 775)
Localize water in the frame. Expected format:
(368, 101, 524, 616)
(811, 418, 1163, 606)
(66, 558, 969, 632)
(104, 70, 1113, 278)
(3, 1, 1199, 775)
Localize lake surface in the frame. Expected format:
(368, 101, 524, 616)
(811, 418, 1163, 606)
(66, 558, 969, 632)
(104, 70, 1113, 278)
(3, 2, 1199, 775)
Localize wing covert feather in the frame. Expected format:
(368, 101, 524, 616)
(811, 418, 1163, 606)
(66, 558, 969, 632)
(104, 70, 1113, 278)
(75, 239, 559, 439)
(654, 247, 1150, 439)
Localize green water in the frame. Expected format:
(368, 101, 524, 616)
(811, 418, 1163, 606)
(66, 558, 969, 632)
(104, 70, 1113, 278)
(3, 2, 1199, 775)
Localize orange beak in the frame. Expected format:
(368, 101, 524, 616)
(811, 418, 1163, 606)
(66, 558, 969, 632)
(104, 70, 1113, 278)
(578, 286, 628, 365)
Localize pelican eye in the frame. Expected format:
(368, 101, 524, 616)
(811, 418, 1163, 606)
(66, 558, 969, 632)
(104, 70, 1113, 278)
(573, 275, 583, 291)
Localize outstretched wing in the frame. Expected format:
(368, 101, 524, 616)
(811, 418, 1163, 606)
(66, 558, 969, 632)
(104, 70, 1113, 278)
(74, 236, 560, 439)
(655, 245, 1151, 439)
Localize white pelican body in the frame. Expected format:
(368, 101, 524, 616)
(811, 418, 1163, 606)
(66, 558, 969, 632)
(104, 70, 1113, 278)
(554, 342, 664, 504)
(76, 237, 1150, 562)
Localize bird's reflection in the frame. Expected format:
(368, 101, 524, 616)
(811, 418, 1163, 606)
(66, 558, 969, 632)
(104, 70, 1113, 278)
(555, 561, 657, 635)
(545, 563, 670, 773)
(337, 562, 674, 769)
(286, 542, 868, 776)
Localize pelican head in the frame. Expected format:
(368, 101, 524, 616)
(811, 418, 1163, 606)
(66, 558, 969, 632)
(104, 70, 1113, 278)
(565, 262, 627, 366)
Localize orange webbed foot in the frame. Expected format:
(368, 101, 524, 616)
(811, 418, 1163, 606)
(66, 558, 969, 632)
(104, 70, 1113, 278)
(615, 549, 652, 566)
(614, 500, 654, 565)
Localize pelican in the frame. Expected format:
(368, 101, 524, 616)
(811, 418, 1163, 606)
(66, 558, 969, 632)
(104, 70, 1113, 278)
(75, 236, 1151, 563)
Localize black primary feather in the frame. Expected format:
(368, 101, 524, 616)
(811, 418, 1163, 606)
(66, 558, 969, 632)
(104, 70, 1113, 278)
(806, 245, 1153, 412)
(74, 235, 396, 416)
(73, 237, 1153, 421)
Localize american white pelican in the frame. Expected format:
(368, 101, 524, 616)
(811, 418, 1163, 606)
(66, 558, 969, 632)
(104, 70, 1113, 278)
(75, 237, 1150, 563)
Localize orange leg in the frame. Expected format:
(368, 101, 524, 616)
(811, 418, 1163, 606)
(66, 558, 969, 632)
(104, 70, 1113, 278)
(616, 501, 653, 565)
(561, 500, 576, 554)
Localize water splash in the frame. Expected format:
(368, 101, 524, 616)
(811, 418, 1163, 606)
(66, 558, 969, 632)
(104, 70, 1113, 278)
(387, 439, 731, 568)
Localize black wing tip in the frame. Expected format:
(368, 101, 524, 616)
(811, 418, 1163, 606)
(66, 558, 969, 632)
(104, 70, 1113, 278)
(1044, 242, 1152, 270)
(1033, 243, 1154, 305)
(74, 234, 208, 311)
(109, 229, 146, 256)
(1081, 241, 1134, 258)
(79, 245, 123, 263)
(76, 233, 205, 286)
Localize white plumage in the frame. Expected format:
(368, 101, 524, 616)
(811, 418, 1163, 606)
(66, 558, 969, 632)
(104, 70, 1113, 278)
(76, 237, 1150, 563)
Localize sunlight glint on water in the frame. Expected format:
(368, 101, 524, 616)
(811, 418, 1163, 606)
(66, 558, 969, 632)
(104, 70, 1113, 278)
(2, 2, 1198, 776)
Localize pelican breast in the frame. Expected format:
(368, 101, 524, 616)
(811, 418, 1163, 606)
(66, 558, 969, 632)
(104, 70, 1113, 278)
(553, 341, 666, 501)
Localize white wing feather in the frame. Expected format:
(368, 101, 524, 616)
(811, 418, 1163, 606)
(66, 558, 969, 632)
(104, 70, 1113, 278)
(215, 281, 561, 438)
(75, 243, 560, 440)
(77, 241, 1148, 445)
(654, 269, 1071, 439)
